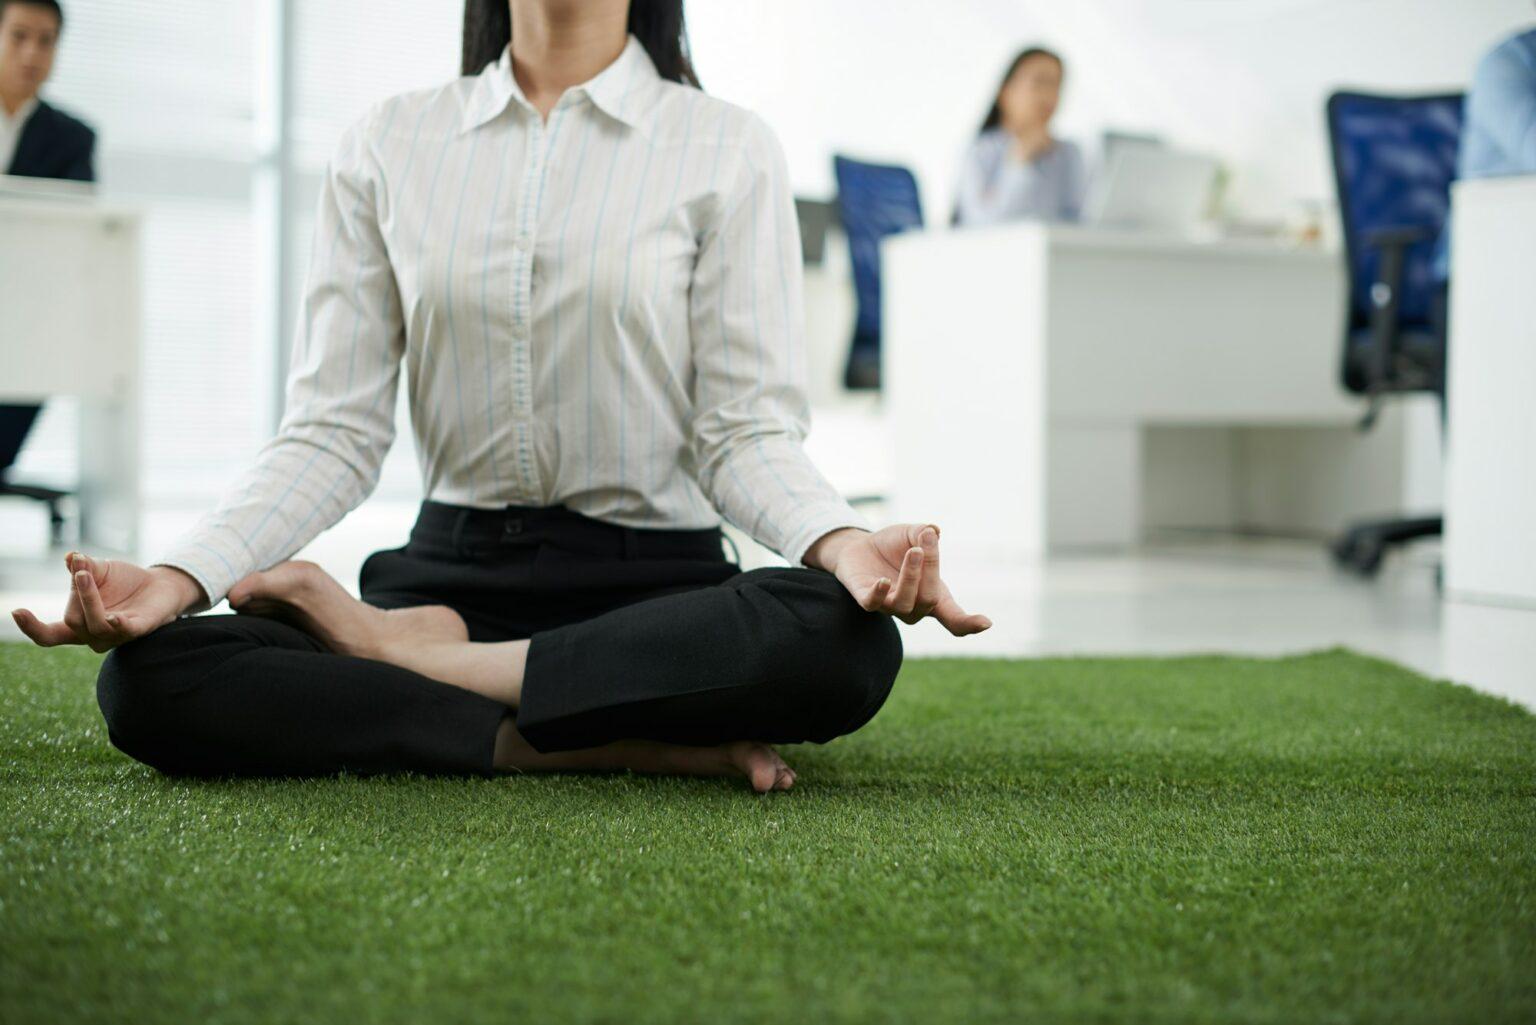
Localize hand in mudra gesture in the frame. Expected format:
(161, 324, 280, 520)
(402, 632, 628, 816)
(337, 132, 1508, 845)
(11, 552, 203, 652)
(809, 524, 992, 636)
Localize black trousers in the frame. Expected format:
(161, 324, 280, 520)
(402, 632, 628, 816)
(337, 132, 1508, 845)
(95, 501, 903, 778)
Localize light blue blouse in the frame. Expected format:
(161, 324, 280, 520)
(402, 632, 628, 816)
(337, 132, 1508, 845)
(954, 128, 1087, 226)
(1434, 26, 1536, 280)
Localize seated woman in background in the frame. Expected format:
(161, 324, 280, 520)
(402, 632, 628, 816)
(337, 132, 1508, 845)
(954, 46, 1086, 226)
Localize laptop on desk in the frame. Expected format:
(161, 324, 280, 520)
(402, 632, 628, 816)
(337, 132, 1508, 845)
(1081, 145, 1220, 234)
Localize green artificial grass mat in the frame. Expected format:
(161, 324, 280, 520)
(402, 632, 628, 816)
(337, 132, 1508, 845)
(1, 643, 1533, 1025)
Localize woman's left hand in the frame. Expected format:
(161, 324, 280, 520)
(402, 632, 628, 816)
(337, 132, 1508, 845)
(807, 525, 992, 636)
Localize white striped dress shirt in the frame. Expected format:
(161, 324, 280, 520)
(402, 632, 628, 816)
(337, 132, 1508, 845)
(153, 34, 870, 612)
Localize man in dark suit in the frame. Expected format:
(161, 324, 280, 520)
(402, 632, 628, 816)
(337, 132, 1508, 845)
(1, 0, 94, 539)
(1, 0, 93, 182)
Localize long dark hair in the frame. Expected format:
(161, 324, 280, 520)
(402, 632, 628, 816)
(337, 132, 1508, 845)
(461, 0, 701, 87)
(977, 46, 1062, 134)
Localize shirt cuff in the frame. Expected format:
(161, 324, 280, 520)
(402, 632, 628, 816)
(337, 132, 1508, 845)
(147, 541, 245, 615)
(783, 502, 875, 570)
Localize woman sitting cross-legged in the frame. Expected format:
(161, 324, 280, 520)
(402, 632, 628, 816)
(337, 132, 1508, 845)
(10, 0, 991, 793)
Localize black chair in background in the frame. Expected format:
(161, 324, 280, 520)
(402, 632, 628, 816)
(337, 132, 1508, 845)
(0, 404, 70, 545)
(1324, 91, 1464, 577)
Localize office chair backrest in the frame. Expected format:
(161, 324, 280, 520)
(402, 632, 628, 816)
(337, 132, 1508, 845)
(832, 155, 924, 349)
(1326, 91, 1463, 390)
(0, 405, 44, 477)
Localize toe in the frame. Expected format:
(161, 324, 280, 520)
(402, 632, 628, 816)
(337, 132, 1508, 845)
(745, 748, 779, 793)
(751, 762, 779, 793)
(761, 746, 795, 791)
(726, 741, 789, 794)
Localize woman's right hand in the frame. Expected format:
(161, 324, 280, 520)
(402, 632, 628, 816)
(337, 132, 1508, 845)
(1009, 126, 1054, 163)
(10, 553, 205, 652)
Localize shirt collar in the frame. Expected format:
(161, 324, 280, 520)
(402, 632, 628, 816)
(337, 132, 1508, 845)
(3, 94, 39, 128)
(460, 33, 657, 136)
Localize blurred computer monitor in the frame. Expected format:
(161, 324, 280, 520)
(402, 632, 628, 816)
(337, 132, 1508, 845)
(1100, 130, 1165, 166)
(1081, 145, 1218, 233)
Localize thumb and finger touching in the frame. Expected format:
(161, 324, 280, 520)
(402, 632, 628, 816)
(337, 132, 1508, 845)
(11, 551, 139, 650)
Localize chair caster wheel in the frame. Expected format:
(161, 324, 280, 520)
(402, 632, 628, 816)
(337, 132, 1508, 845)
(1330, 529, 1385, 577)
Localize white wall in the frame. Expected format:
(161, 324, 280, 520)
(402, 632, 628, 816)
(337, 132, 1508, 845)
(689, 0, 1533, 222)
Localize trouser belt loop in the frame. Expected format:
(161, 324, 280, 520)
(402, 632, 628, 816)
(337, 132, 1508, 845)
(622, 526, 639, 560)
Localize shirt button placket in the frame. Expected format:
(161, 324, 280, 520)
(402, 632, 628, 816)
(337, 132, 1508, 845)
(511, 114, 545, 502)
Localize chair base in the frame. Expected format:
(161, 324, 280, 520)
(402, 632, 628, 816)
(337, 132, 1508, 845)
(0, 482, 71, 547)
(843, 348, 881, 391)
(1329, 514, 1442, 578)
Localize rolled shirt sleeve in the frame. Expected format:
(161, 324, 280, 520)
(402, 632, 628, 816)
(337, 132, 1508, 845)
(685, 112, 872, 568)
(149, 106, 405, 611)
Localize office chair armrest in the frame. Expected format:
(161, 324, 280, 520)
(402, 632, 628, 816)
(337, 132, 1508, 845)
(1358, 225, 1434, 427)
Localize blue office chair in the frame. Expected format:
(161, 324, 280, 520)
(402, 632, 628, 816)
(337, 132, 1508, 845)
(832, 155, 924, 390)
(1325, 90, 1463, 577)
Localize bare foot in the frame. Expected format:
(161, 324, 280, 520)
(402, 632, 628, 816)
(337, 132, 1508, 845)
(724, 740, 797, 793)
(227, 560, 467, 660)
(496, 720, 797, 793)
(646, 739, 796, 793)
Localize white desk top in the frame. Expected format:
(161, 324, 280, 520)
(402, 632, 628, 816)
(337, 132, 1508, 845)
(1451, 173, 1536, 201)
(881, 207, 1355, 425)
(0, 189, 141, 225)
(891, 220, 1336, 264)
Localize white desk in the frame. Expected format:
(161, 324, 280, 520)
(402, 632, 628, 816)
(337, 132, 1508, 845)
(1442, 176, 1536, 708)
(882, 222, 1439, 560)
(0, 183, 142, 553)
